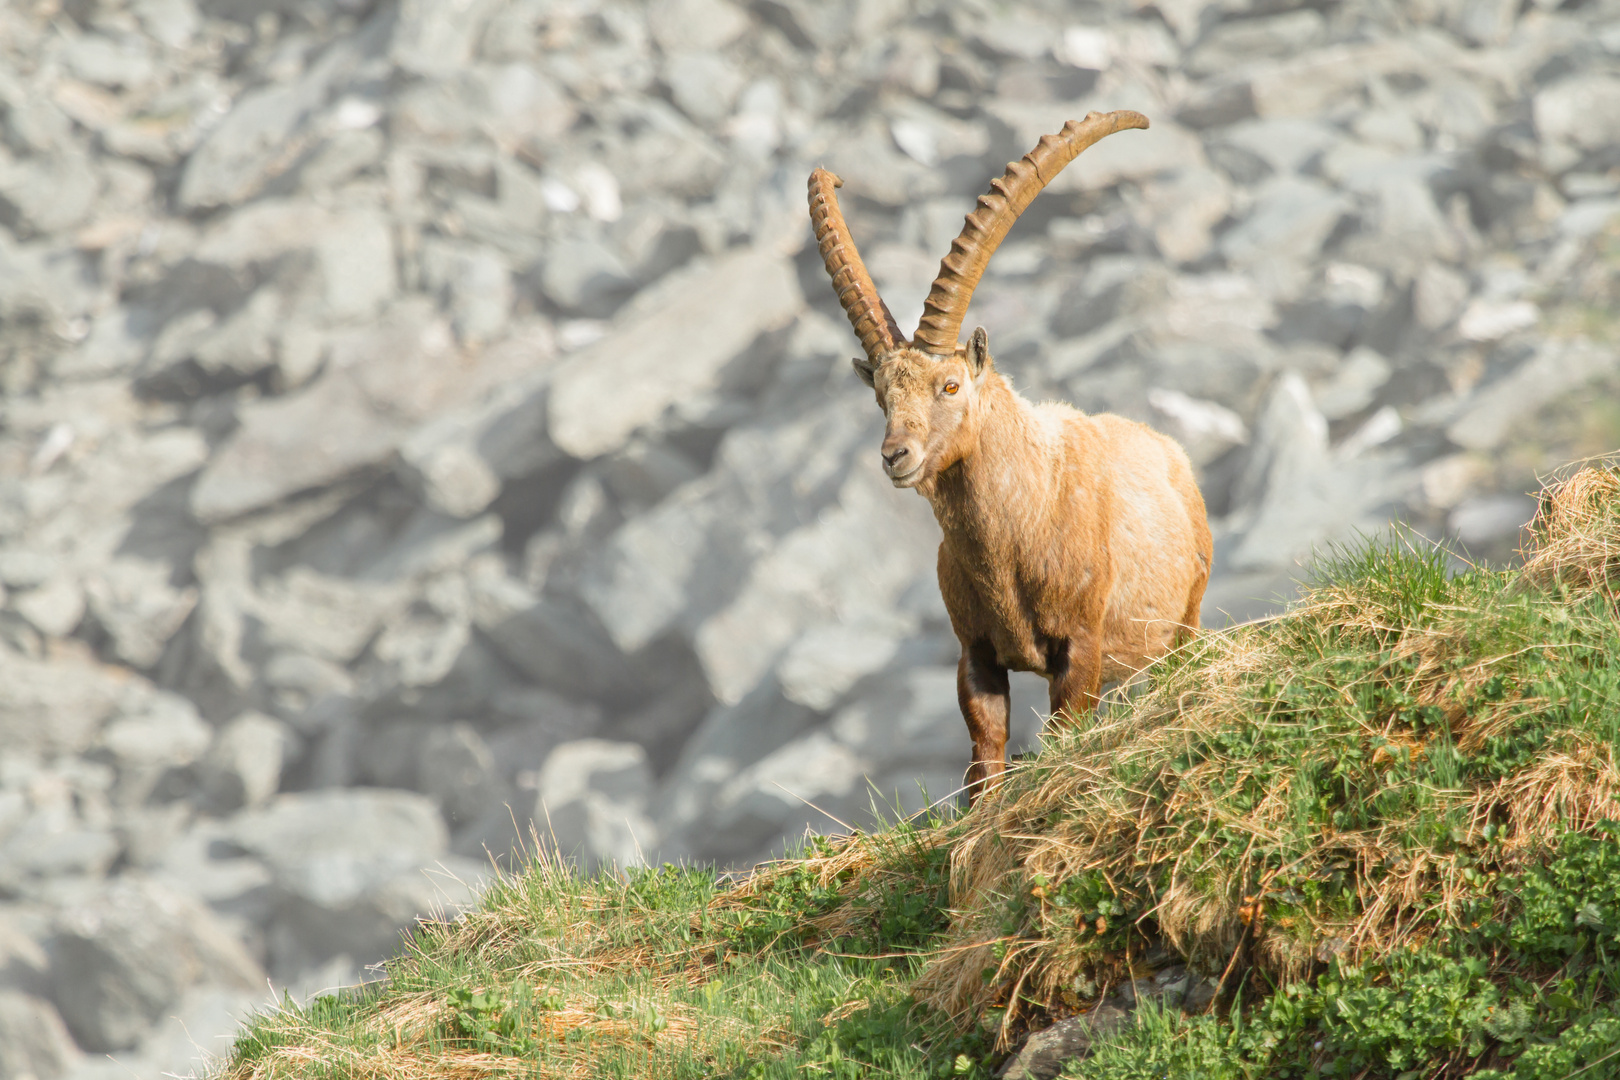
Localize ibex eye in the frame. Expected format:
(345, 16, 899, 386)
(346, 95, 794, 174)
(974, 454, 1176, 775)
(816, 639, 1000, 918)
(943, 381, 960, 395)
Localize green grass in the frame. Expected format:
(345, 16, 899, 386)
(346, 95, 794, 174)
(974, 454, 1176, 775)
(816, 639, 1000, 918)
(220, 466, 1620, 1080)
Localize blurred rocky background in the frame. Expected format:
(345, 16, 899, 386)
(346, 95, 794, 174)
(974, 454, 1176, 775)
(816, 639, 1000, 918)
(1, 0, 1618, 1074)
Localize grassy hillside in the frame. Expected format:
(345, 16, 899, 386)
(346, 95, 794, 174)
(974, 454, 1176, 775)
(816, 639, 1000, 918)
(221, 464, 1620, 1080)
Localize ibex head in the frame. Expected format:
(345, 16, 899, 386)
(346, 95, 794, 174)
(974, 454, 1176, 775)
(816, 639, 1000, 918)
(808, 110, 1149, 488)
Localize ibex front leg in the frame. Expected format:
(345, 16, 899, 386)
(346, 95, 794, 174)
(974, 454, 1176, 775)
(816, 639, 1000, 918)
(959, 639, 1010, 804)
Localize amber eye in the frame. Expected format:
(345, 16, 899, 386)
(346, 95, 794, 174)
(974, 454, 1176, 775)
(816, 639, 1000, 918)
(943, 381, 960, 395)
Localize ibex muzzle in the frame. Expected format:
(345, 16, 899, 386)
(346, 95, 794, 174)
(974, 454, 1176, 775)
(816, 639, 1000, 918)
(809, 111, 1214, 803)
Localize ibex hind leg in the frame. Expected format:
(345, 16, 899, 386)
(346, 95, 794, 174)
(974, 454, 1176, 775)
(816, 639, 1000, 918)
(1046, 632, 1104, 727)
(958, 641, 1010, 806)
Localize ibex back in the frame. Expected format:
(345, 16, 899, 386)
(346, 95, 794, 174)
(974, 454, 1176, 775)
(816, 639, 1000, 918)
(808, 111, 1213, 800)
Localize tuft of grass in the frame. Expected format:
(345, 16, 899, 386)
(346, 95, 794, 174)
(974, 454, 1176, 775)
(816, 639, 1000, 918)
(219, 462, 1620, 1079)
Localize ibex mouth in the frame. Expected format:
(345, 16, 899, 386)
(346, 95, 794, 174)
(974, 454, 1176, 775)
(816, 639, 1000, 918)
(887, 466, 923, 488)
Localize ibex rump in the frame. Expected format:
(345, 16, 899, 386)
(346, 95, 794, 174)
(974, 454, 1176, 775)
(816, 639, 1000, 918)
(808, 111, 1213, 799)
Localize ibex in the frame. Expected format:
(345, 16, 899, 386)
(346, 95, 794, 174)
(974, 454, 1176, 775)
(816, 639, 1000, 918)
(808, 110, 1213, 799)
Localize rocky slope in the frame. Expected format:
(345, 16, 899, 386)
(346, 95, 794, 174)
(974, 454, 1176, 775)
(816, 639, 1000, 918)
(0, 0, 1617, 1075)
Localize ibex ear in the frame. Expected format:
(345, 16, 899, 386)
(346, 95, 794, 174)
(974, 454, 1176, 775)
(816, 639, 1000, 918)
(851, 355, 877, 388)
(965, 327, 991, 379)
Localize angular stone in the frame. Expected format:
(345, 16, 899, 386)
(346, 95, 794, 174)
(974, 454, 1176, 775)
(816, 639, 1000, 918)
(537, 235, 636, 317)
(48, 878, 261, 1053)
(0, 990, 80, 1079)
(418, 723, 503, 830)
(177, 21, 382, 208)
(0, 650, 123, 755)
(664, 51, 746, 125)
(647, 0, 750, 52)
(534, 739, 655, 873)
(191, 303, 458, 523)
(227, 790, 448, 911)
(1450, 494, 1537, 547)
(200, 712, 293, 813)
(776, 613, 915, 711)
(1312, 347, 1392, 421)
(708, 731, 868, 860)
(1147, 388, 1249, 467)
(252, 567, 409, 664)
(1414, 263, 1469, 332)
(190, 198, 396, 322)
(694, 465, 937, 706)
(997, 1004, 1131, 1079)
(1447, 339, 1619, 451)
(61, 33, 155, 89)
(829, 666, 965, 770)
(1220, 177, 1351, 275)
(1217, 118, 1339, 176)
(12, 574, 84, 638)
(1185, 10, 1325, 77)
(0, 152, 100, 239)
(390, 0, 503, 77)
(548, 247, 801, 458)
(99, 692, 210, 771)
(1534, 74, 1620, 152)
(82, 558, 197, 670)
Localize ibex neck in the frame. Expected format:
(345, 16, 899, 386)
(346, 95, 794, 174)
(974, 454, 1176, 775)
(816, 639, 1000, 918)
(923, 373, 1053, 541)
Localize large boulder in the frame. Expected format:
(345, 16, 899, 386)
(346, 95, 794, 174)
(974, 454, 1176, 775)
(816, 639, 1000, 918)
(48, 879, 261, 1053)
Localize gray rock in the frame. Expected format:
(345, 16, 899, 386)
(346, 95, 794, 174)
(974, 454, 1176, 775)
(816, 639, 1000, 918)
(0, 651, 123, 755)
(1533, 73, 1620, 153)
(48, 878, 261, 1053)
(1311, 347, 1392, 421)
(227, 789, 448, 909)
(537, 235, 636, 317)
(1450, 494, 1537, 548)
(996, 1004, 1131, 1079)
(176, 18, 383, 208)
(11, 574, 84, 639)
(663, 52, 745, 125)
(0, 990, 80, 1080)
(547, 246, 802, 458)
(1447, 339, 1619, 452)
(418, 723, 503, 830)
(61, 34, 156, 89)
(0, 153, 100, 239)
(199, 712, 294, 812)
(534, 739, 656, 873)
(1414, 263, 1470, 332)
(693, 463, 938, 705)
(133, 0, 200, 49)
(82, 559, 196, 671)
(829, 666, 966, 770)
(1185, 11, 1326, 77)
(148, 819, 275, 927)
(1220, 177, 1351, 280)
(190, 303, 459, 522)
(646, 0, 750, 53)
(390, 0, 503, 77)
(776, 614, 915, 711)
(706, 730, 869, 861)
(98, 693, 210, 777)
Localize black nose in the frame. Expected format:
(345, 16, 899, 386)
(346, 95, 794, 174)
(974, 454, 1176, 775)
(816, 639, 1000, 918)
(883, 446, 909, 468)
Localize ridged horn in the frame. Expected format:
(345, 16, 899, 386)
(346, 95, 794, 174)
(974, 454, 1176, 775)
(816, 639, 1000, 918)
(911, 110, 1150, 355)
(808, 168, 905, 362)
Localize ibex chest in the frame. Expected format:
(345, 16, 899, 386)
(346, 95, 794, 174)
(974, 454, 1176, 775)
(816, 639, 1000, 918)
(937, 530, 1100, 675)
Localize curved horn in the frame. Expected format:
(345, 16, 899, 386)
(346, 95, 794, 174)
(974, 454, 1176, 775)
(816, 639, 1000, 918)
(911, 110, 1150, 355)
(808, 168, 905, 362)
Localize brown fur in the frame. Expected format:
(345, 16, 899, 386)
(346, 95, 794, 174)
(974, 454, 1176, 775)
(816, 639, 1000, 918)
(862, 329, 1213, 799)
